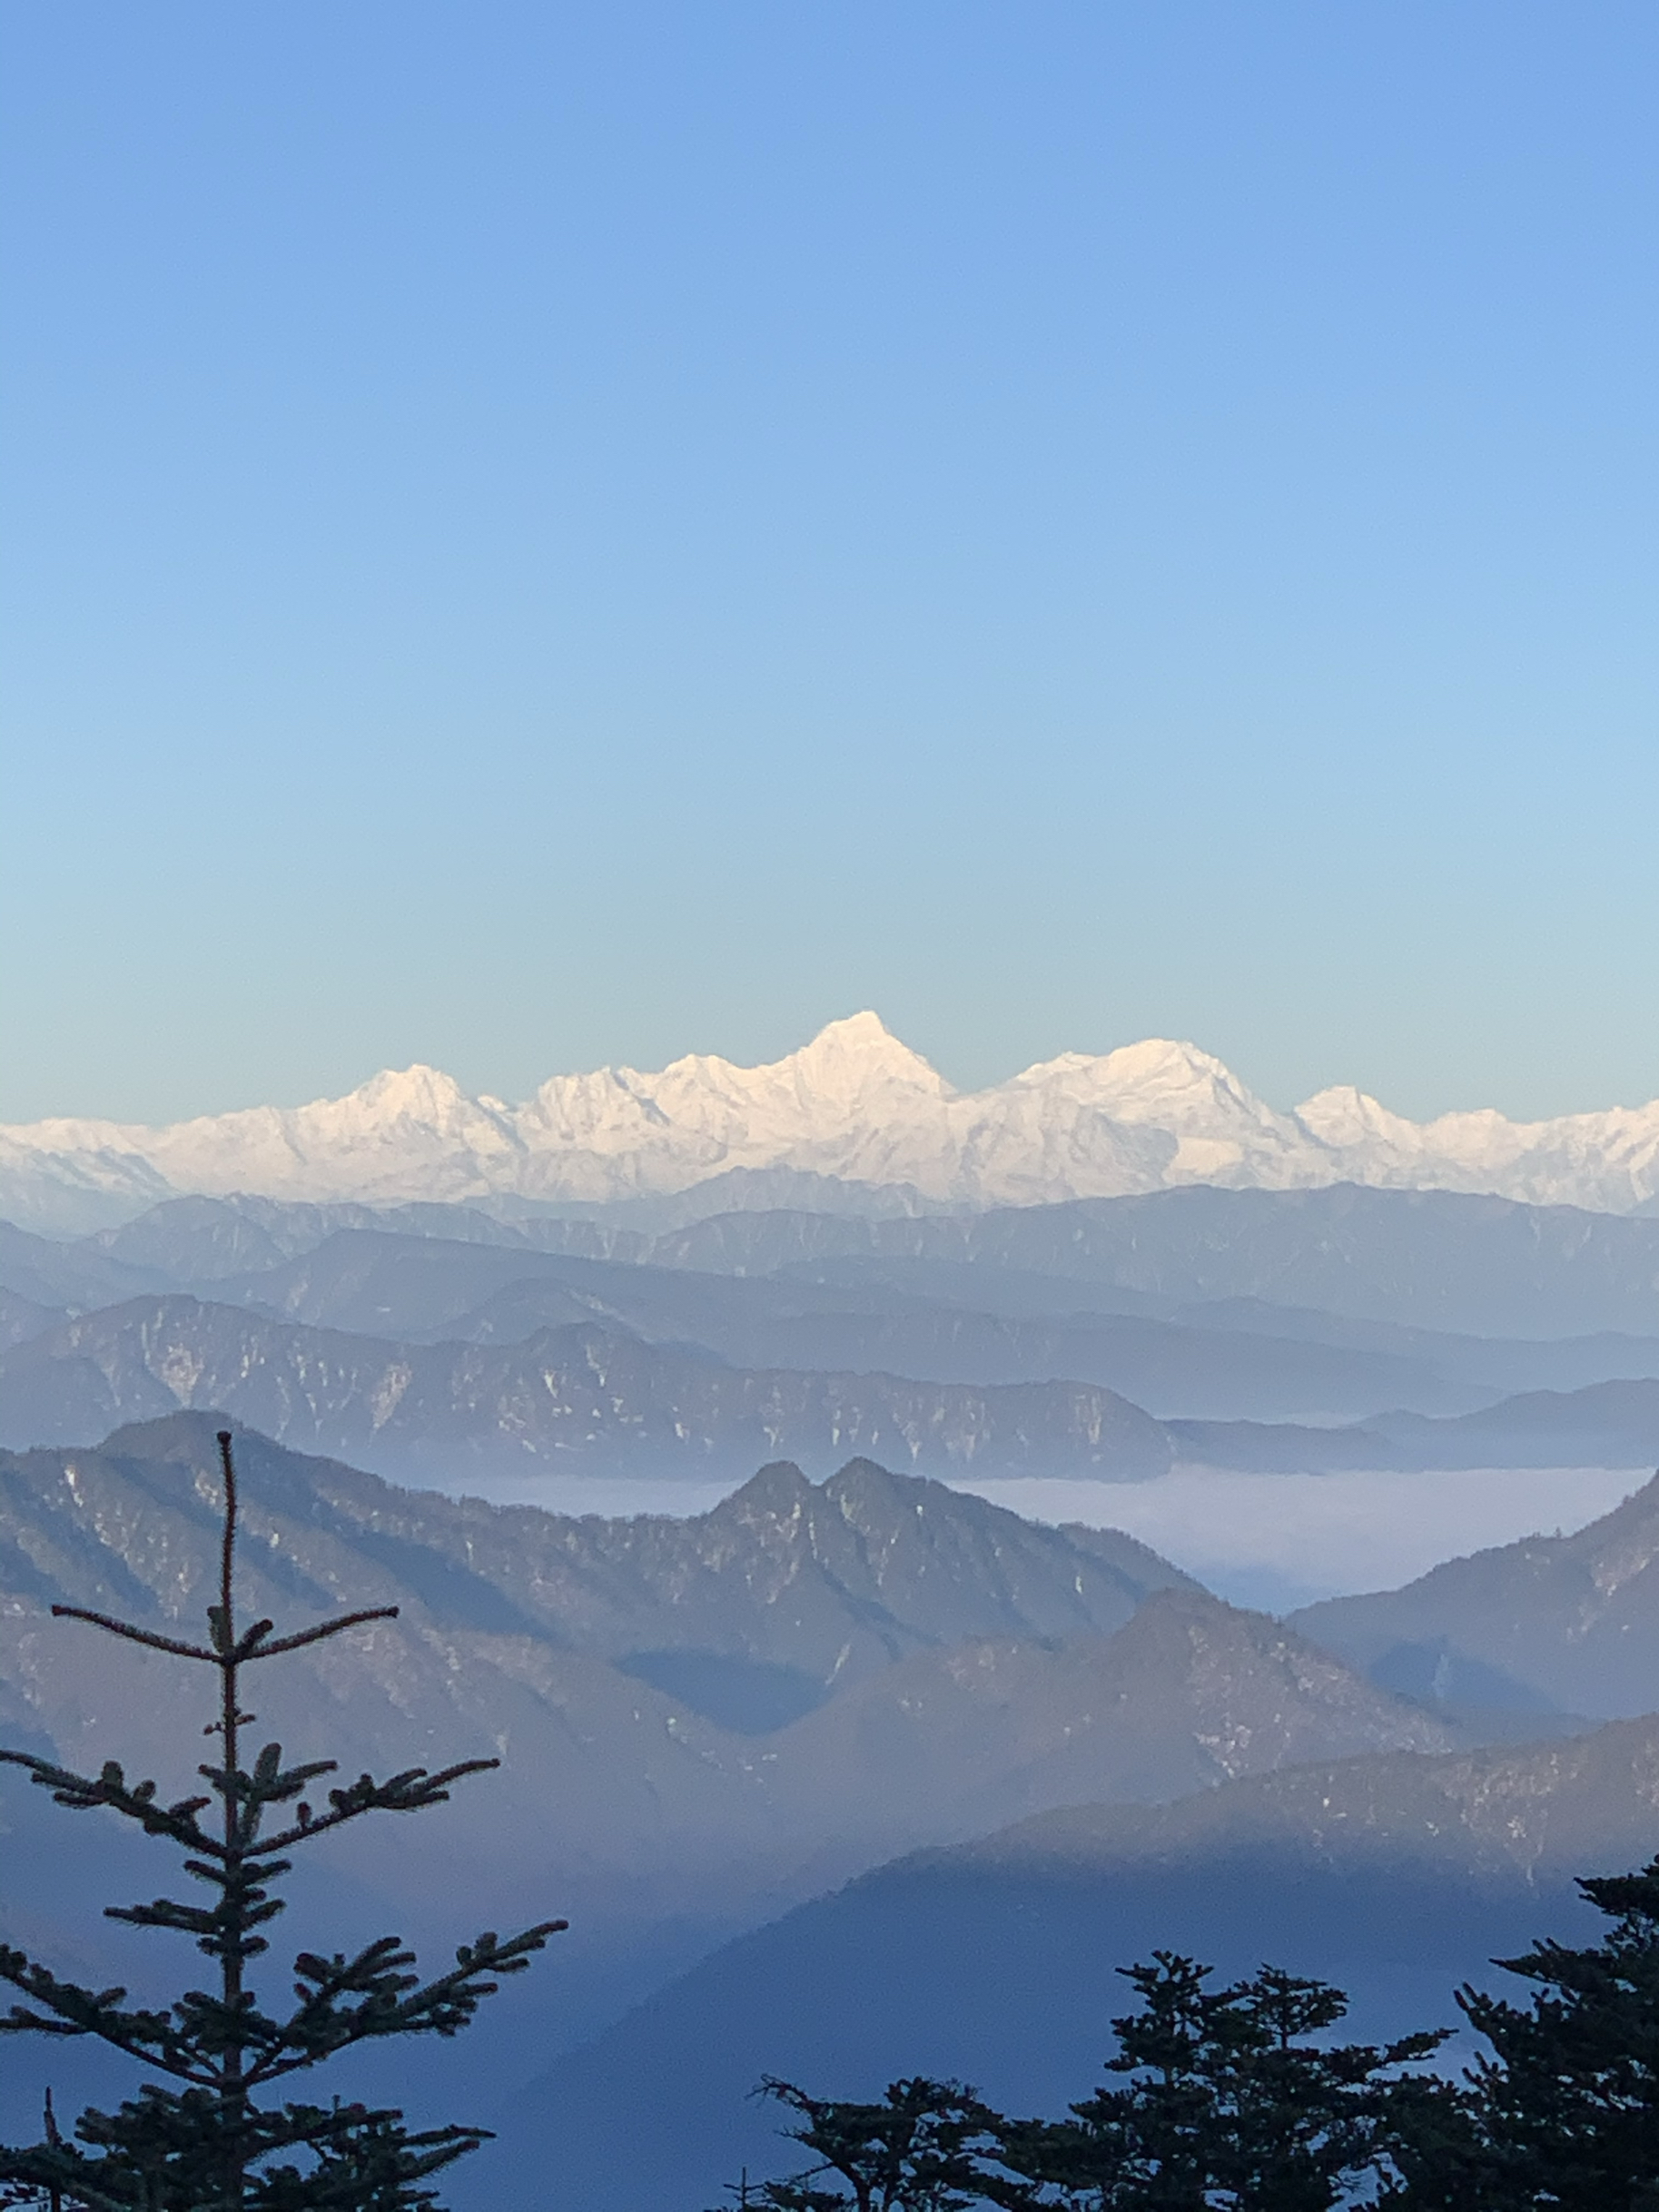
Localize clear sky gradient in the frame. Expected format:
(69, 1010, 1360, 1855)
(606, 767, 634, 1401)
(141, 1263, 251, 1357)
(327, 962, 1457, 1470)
(3, 3, 1655, 1125)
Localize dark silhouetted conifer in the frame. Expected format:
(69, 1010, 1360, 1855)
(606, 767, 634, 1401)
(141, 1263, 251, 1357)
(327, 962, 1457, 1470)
(991, 1951, 1442, 2209)
(0, 1430, 563, 2210)
(1451, 1852, 1659, 2210)
(718, 2077, 1003, 2212)
(735, 1953, 1447, 2212)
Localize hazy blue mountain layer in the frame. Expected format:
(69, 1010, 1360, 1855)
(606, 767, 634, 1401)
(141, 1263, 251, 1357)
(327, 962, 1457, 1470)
(19, 1182, 1659, 1340)
(653, 1184, 1659, 1338)
(200, 1224, 1491, 1420)
(7, 1291, 1659, 1486)
(0, 1298, 1178, 1483)
(0, 1218, 166, 1308)
(14, 1190, 1659, 1471)
(0, 1417, 1181, 1700)
(489, 1714, 1659, 2212)
(1169, 1384, 1659, 1473)
(4, 1198, 1624, 1427)
(1156, 1294, 1659, 1397)
(0, 1418, 1454, 1907)
(0, 1410, 1655, 2204)
(0, 1286, 59, 1351)
(1290, 1467, 1659, 1719)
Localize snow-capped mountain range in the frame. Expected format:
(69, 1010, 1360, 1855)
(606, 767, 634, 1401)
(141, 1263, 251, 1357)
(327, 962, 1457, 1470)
(4, 1013, 1658, 1233)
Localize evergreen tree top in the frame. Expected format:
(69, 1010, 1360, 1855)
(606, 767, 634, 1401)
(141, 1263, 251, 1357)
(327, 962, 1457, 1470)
(0, 1429, 563, 2212)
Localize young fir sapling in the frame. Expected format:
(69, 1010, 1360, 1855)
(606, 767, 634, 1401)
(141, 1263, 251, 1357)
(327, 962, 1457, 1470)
(0, 1429, 563, 2210)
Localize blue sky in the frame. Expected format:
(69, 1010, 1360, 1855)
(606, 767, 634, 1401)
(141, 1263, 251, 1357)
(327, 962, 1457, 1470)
(3, 2, 1655, 1125)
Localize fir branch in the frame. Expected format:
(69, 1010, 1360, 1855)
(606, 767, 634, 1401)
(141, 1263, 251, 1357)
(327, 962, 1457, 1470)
(105, 1881, 287, 1959)
(0, 1750, 220, 1852)
(0, 2089, 489, 2211)
(246, 1609, 400, 1661)
(0, 1948, 201, 2078)
(0, 1430, 561, 2206)
(254, 1759, 503, 1853)
(248, 1922, 567, 2084)
(47, 1605, 218, 1664)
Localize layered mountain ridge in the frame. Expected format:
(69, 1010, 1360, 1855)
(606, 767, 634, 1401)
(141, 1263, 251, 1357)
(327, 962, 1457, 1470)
(10, 1191, 1659, 1485)
(0, 1414, 1449, 1939)
(7, 1289, 1659, 1486)
(6, 1014, 1658, 1232)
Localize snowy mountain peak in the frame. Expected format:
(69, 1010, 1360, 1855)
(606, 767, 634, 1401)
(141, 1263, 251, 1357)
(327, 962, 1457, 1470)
(335, 1064, 486, 1127)
(1295, 1085, 1415, 1150)
(1005, 1038, 1259, 1113)
(783, 1013, 952, 1098)
(798, 1009, 930, 1062)
(3, 1021, 1658, 1232)
(1101, 1036, 1234, 1085)
(1096, 1039, 1264, 1111)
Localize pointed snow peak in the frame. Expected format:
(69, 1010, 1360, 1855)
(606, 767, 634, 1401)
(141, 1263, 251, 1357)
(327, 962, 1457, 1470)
(351, 1064, 472, 1115)
(319, 1063, 508, 1141)
(815, 1011, 904, 1051)
(790, 1013, 949, 1095)
(609, 1014, 951, 1121)
(1296, 1084, 1413, 1148)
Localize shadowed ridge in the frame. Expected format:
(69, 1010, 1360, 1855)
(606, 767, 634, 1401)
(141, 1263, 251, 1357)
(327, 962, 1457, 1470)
(1091, 1583, 1466, 1753)
(1290, 1463, 1659, 1720)
(822, 1453, 936, 1514)
(1055, 1516, 1204, 1595)
(703, 1458, 815, 1526)
(915, 1708, 1659, 1886)
(485, 1700, 1659, 2212)
(0, 1297, 1178, 1483)
(747, 1578, 1463, 1858)
(99, 1405, 269, 1467)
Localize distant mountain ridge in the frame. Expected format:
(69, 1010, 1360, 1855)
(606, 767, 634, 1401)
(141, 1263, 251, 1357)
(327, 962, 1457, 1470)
(14, 1187, 1659, 1481)
(19, 1183, 1659, 1344)
(2, 1413, 1652, 2212)
(5, 1014, 1658, 1232)
(5, 1287, 1658, 1486)
(0, 1294, 1177, 1484)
